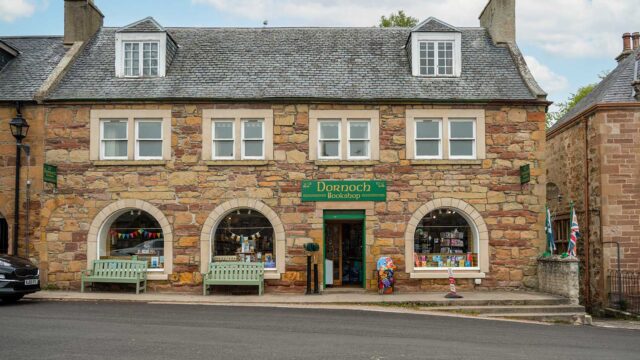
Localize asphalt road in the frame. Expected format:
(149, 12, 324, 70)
(1, 300, 638, 360)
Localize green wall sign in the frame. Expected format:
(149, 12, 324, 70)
(520, 164, 530, 184)
(43, 164, 57, 186)
(301, 180, 386, 202)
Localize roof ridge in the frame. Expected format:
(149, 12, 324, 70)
(0, 35, 63, 39)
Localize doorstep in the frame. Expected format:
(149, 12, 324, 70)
(26, 290, 568, 307)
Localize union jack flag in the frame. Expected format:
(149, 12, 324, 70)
(567, 203, 580, 257)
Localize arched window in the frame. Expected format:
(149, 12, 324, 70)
(413, 208, 479, 269)
(99, 210, 165, 270)
(212, 209, 275, 269)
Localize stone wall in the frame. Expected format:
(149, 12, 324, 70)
(0, 104, 46, 265)
(537, 257, 580, 304)
(546, 107, 640, 311)
(39, 102, 547, 292)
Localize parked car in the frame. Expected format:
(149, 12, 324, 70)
(0, 255, 40, 303)
(110, 239, 164, 257)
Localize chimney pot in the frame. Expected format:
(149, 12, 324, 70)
(623, 33, 632, 51)
(632, 32, 640, 50)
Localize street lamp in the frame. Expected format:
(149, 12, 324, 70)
(9, 109, 29, 257)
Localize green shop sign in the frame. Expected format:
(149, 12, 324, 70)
(43, 163, 57, 187)
(301, 180, 386, 202)
(520, 164, 530, 184)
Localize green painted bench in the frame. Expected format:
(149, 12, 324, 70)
(203, 262, 264, 296)
(81, 259, 148, 294)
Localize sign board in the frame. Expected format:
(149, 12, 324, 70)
(43, 164, 57, 186)
(301, 180, 386, 202)
(520, 164, 530, 184)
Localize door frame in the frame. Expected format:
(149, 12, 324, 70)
(323, 210, 366, 289)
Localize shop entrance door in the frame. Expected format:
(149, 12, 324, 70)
(0, 217, 7, 254)
(323, 211, 365, 288)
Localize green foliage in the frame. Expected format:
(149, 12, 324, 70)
(546, 83, 597, 129)
(379, 10, 418, 28)
(546, 71, 609, 129)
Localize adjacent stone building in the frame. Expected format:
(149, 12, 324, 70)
(1, 0, 549, 294)
(546, 32, 640, 311)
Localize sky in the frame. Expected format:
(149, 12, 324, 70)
(1, 0, 638, 110)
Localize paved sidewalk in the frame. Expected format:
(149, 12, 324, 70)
(27, 289, 562, 306)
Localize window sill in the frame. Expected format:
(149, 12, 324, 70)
(92, 160, 168, 166)
(264, 271, 280, 280)
(410, 159, 483, 166)
(205, 160, 270, 166)
(315, 160, 376, 166)
(147, 273, 169, 281)
(409, 271, 485, 279)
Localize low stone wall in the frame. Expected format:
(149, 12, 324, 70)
(537, 257, 580, 304)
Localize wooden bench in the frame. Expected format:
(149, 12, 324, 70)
(81, 259, 148, 294)
(203, 262, 264, 296)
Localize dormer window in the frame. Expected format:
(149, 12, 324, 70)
(123, 41, 159, 77)
(419, 41, 453, 76)
(408, 17, 462, 78)
(115, 17, 177, 78)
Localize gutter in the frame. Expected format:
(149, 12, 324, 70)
(41, 97, 551, 106)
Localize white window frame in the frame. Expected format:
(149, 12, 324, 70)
(406, 109, 485, 161)
(318, 120, 342, 160)
(115, 32, 167, 78)
(135, 119, 163, 160)
(91, 110, 172, 162)
(414, 119, 442, 159)
(241, 119, 265, 160)
(347, 120, 371, 160)
(122, 41, 159, 77)
(448, 119, 476, 160)
(100, 120, 129, 160)
(410, 32, 462, 77)
(212, 120, 236, 160)
(418, 40, 454, 76)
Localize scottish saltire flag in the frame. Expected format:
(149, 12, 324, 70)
(567, 204, 580, 257)
(545, 206, 556, 254)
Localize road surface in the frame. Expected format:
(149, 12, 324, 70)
(1, 300, 638, 359)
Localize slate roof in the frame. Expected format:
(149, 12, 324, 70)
(117, 17, 166, 33)
(412, 17, 460, 33)
(47, 26, 538, 102)
(0, 36, 66, 102)
(550, 48, 640, 131)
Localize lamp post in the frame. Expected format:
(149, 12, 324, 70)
(9, 109, 29, 257)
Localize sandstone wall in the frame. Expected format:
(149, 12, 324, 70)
(40, 102, 547, 292)
(0, 104, 46, 265)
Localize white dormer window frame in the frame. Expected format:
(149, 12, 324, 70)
(115, 32, 167, 78)
(411, 32, 462, 78)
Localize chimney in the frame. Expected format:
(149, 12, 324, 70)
(479, 0, 516, 44)
(633, 32, 640, 50)
(616, 33, 634, 62)
(64, 0, 104, 46)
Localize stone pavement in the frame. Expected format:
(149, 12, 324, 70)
(27, 289, 562, 306)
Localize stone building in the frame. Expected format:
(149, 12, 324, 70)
(1, 0, 549, 293)
(546, 33, 640, 311)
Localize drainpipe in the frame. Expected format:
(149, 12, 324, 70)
(583, 116, 591, 310)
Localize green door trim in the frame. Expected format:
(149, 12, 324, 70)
(322, 210, 366, 289)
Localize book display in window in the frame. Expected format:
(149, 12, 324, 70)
(413, 209, 477, 268)
(213, 209, 276, 269)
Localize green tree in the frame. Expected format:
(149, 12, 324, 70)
(379, 10, 418, 28)
(546, 84, 597, 128)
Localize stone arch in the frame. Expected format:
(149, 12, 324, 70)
(199, 198, 285, 277)
(0, 194, 12, 254)
(87, 199, 173, 279)
(404, 198, 489, 274)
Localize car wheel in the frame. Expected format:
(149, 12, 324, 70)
(1, 294, 24, 303)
